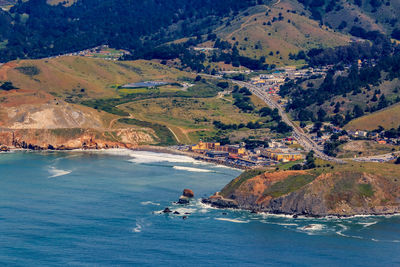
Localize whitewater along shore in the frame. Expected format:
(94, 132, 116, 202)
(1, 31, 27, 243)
(0, 140, 247, 170)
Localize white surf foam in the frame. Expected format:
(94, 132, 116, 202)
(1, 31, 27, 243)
(276, 223, 298, 226)
(215, 218, 249, 223)
(299, 224, 325, 232)
(358, 221, 378, 228)
(173, 207, 197, 214)
(126, 151, 201, 164)
(48, 167, 71, 178)
(172, 166, 212, 173)
(132, 223, 142, 233)
(140, 201, 160, 206)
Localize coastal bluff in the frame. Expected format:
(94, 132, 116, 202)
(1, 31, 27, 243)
(203, 164, 400, 217)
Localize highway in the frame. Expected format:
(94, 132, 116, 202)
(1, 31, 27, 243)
(232, 80, 346, 163)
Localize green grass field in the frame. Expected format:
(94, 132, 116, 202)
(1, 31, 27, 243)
(345, 103, 400, 131)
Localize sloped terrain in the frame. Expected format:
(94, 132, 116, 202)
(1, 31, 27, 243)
(0, 57, 196, 148)
(215, 1, 350, 65)
(1, 57, 192, 100)
(345, 103, 400, 131)
(204, 161, 400, 216)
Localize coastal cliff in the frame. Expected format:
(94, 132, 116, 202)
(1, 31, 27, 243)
(203, 163, 400, 217)
(0, 128, 155, 150)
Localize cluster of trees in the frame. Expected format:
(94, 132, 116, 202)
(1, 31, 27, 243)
(297, 0, 392, 26)
(280, 47, 400, 126)
(290, 151, 316, 170)
(210, 46, 270, 70)
(323, 134, 346, 157)
(0, 0, 266, 61)
(382, 126, 400, 139)
(213, 88, 292, 134)
(297, 0, 342, 21)
(0, 81, 17, 91)
(302, 37, 393, 67)
(124, 36, 272, 72)
(232, 86, 255, 113)
(213, 120, 263, 130)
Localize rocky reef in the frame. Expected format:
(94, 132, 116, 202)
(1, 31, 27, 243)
(203, 165, 400, 217)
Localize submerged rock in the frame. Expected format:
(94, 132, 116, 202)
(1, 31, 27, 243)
(178, 196, 190, 204)
(163, 207, 172, 213)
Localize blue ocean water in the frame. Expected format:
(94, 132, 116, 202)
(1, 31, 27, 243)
(1, 150, 400, 266)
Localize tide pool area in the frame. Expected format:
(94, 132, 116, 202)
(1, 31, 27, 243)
(0, 150, 400, 266)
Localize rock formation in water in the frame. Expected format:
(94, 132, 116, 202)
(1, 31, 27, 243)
(178, 189, 195, 204)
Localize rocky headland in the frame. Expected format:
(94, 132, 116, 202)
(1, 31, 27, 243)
(203, 164, 400, 217)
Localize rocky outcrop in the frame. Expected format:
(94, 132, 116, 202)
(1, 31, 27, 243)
(178, 189, 195, 204)
(183, 189, 194, 198)
(203, 167, 400, 217)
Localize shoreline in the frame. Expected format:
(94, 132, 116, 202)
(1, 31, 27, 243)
(200, 199, 400, 219)
(4, 146, 399, 219)
(2, 145, 246, 171)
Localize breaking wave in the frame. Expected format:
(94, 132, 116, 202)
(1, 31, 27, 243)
(215, 218, 249, 223)
(140, 201, 160, 206)
(48, 167, 71, 178)
(172, 166, 213, 173)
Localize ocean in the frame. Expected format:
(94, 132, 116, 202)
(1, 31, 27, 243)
(1, 150, 400, 266)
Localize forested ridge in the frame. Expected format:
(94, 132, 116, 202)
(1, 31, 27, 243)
(0, 0, 268, 61)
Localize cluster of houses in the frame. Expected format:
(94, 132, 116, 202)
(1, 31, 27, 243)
(47, 45, 130, 61)
(307, 122, 400, 149)
(179, 139, 304, 169)
(250, 67, 328, 95)
(346, 130, 400, 145)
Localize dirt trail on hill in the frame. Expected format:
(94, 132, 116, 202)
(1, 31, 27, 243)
(226, 13, 261, 40)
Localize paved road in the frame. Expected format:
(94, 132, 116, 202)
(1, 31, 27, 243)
(232, 80, 346, 163)
(201, 74, 396, 163)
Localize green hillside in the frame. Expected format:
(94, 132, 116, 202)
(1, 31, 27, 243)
(214, 2, 350, 66)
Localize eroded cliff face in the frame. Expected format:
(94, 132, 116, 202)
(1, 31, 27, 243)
(204, 168, 400, 217)
(0, 128, 155, 150)
(0, 89, 156, 149)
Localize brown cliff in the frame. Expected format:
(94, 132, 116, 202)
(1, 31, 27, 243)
(204, 163, 400, 217)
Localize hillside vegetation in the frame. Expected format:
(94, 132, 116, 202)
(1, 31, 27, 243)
(215, 2, 350, 66)
(1, 57, 192, 100)
(206, 160, 400, 216)
(345, 103, 400, 131)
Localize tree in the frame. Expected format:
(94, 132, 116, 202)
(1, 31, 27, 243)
(303, 151, 316, 169)
(217, 81, 229, 89)
(353, 104, 364, 118)
(0, 81, 17, 91)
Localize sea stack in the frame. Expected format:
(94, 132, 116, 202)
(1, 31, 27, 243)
(178, 189, 194, 204)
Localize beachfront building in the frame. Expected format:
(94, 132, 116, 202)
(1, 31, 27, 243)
(191, 141, 246, 155)
(263, 149, 303, 162)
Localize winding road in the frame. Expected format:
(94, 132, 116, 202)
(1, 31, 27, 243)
(232, 80, 346, 163)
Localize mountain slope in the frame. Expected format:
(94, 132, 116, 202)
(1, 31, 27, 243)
(0, 57, 192, 100)
(215, 2, 350, 65)
(0, 0, 267, 61)
(345, 103, 400, 131)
